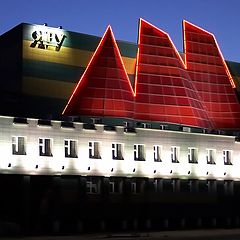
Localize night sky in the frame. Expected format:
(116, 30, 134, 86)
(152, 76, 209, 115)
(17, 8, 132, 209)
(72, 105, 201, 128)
(1, 0, 240, 62)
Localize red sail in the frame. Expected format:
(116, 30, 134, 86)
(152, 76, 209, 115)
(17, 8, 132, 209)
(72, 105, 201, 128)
(63, 19, 240, 130)
(134, 19, 212, 128)
(184, 20, 240, 129)
(63, 26, 134, 118)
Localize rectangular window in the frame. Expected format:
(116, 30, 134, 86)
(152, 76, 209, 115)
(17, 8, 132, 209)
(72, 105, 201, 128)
(188, 148, 198, 163)
(89, 141, 101, 159)
(12, 136, 26, 155)
(109, 181, 115, 194)
(64, 139, 77, 158)
(153, 179, 159, 192)
(180, 179, 191, 193)
(189, 179, 199, 193)
(134, 144, 145, 161)
(141, 123, 151, 128)
(163, 179, 174, 193)
(86, 179, 99, 194)
(112, 143, 124, 160)
(223, 150, 232, 165)
(171, 146, 179, 163)
(39, 138, 52, 156)
(206, 149, 215, 164)
(131, 182, 137, 194)
(207, 180, 217, 193)
(109, 179, 122, 194)
(173, 179, 180, 192)
(131, 179, 144, 194)
(154, 145, 162, 162)
(224, 180, 233, 195)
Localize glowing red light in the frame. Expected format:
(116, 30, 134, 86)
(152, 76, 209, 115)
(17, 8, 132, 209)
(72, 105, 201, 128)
(62, 26, 112, 115)
(63, 18, 239, 129)
(183, 20, 236, 89)
(63, 25, 134, 116)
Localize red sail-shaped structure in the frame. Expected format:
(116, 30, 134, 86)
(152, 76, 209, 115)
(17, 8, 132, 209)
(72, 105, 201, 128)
(184, 20, 240, 129)
(63, 19, 240, 130)
(134, 19, 212, 128)
(63, 26, 134, 118)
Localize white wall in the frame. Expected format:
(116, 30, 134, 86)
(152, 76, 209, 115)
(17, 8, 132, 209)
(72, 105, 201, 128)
(0, 116, 239, 180)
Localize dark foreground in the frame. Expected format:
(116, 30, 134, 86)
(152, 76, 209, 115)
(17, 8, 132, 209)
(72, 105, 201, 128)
(2, 229, 240, 240)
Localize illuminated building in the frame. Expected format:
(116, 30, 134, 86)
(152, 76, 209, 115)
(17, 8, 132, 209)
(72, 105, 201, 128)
(1, 19, 240, 234)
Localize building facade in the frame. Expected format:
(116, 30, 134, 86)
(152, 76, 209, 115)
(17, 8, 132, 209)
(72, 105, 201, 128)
(1, 20, 240, 234)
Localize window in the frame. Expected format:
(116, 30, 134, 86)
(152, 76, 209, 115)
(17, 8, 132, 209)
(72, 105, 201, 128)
(131, 182, 137, 193)
(171, 146, 179, 163)
(112, 143, 124, 160)
(86, 178, 99, 194)
(141, 123, 151, 128)
(39, 138, 52, 156)
(223, 150, 232, 165)
(198, 180, 208, 193)
(12, 136, 26, 155)
(172, 179, 180, 192)
(130, 179, 144, 194)
(206, 149, 215, 164)
(153, 179, 163, 192)
(180, 179, 191, 193)
(188, 148, 198, 163)
(109, 179, 122, 194)
(89, 141, 101, 159)
(207, 180, 217, 193)
(224, 180, 233, 195)
(189, 179, 199, 193)
(64, 139, 77, 158)
(154, 145, 162, 162)
(162, 179, 174, 193)
(134, 144, 145, 161)
(109, 181, 115, 194)
(153, 179, 159, 192)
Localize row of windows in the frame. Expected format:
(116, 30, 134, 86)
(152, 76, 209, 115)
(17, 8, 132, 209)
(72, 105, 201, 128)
(12, 136, 232, 165)
(85, 177, 234, 195)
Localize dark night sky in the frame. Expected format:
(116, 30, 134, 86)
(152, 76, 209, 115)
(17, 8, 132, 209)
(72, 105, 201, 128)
(1, 0, 240, 62)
